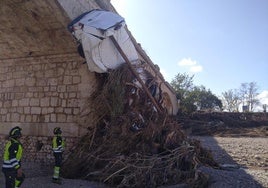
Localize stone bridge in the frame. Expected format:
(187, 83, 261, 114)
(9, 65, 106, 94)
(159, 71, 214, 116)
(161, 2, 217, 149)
(0, 0, 113, 162)
(0, 0, 178, 163)
(0, 0, 114, 137)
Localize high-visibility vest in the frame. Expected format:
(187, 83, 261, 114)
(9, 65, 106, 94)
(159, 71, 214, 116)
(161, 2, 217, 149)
(2, 138, 23, 170)
(52, 135, 65, 153)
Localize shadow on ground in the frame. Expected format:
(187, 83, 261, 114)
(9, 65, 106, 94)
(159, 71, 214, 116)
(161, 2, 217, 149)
(194, 136, 264, 188)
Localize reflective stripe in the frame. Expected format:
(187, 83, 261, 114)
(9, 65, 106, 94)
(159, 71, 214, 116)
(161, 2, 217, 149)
(2, 164, 14, 168)
(53, 150, 62, 153)
(2, 139, 23, 169)
(53, 146, 62, 150)
(53, 166, 60, 178)
(53, 145, 63, 153)
(3, 159, 20, 168)
(52, 136, 65, 153)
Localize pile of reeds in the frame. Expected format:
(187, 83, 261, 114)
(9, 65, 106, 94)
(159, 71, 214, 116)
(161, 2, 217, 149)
(62, 64, 218, 187)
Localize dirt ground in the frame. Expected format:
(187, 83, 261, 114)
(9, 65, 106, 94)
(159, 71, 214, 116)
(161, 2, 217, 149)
(0, 112, 267, 187)
(194, 136, 268, 188)
(182, 112, 268, 188)
(0, 136, 266, 188)
(0, 137, 266, 188)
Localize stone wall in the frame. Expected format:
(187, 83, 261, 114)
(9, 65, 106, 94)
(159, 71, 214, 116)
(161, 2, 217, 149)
(0, 53, 96, 135)
(0, 135, 79, 165)
(0, 0, 115, 163)
(0, 52, 97, 161)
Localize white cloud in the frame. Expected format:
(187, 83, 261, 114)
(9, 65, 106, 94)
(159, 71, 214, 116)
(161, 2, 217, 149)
(177, 57, 203, 73)
(257, 90, 268, 104)
(178, 58, 197, 66)
(255, 90, 268, 112)
(190, 65, 203, 73)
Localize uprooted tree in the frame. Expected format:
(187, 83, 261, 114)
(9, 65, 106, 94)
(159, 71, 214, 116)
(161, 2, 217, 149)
(61, 64, 218, 187)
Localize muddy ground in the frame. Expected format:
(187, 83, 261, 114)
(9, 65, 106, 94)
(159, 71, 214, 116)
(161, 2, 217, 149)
(0, 112, 267, 187)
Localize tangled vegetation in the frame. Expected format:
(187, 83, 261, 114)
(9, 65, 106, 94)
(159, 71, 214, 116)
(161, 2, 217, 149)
(62, 64, 218, 187)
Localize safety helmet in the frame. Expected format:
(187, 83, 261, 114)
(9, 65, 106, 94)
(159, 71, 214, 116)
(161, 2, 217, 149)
(9, 126, 22, 138)
(53, 127, 62, 135)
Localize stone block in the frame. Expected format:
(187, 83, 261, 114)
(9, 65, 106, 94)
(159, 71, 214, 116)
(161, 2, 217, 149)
(69, 92, 76, 98)
(63, 75, 72, 85)
(20, 114, 25, 122)
(47, 78, 57, 86)
(25, 92, 34, 98)
(3, 79, 15, 88)
(64, 108, 72, 114)
(25, 115, 32, 122)
(19, 98, 29, 106)
(24, 107, 31, 114)
(17, 107, 23, 114)
(57, 114, 66, 122)
(50, 97, 58, 107)
(15, 78, 25, 86)
(67, 99, 78, 107)
(57, 85, 66, 92)
(0, 108, 7, 114)
(50, 114, 56, 122)
(66, 85, 78, 92)
(55, 107, 64, 113)
(25, 77, 36, 86)
(73, 76, 81, 84)
(31, 107, 42, 114)
(40, 97, 50, 107)
(30, 98, 40, 106)
(12, 100, 18, 107)
(11, 113, 20, 122)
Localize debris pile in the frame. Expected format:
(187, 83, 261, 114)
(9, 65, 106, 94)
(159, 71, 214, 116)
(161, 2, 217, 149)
(178, 112, 268, 137)
(62, 64, 218, 187)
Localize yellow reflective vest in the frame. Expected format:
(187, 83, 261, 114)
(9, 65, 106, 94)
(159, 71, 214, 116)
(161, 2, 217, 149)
(2, 138, 23, 170)
(52, 135, 65, 153)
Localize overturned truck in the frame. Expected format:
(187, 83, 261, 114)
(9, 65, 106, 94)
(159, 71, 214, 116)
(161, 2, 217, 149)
(63, 10, 217, 187)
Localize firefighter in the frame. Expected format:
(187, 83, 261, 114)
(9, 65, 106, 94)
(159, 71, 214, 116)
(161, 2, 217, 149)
(2, 126, 25, 188)
(52, 127, 65, 184)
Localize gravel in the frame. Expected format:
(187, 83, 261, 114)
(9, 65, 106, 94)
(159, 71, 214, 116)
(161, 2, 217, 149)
(194, 136, 268, 188)
(1, 136, 267, 188)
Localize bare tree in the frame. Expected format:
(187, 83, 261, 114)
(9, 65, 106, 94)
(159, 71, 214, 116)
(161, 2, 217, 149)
(240, 83, 249, 110)
(222, 89, 241, 112)
(239, 82, 260, 112)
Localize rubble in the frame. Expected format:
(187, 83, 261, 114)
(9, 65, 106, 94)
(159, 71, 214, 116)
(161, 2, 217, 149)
(178, 112, 268, 137)
(62, 64, 218, 187)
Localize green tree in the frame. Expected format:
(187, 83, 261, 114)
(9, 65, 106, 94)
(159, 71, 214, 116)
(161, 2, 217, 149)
(170, 73, 194, 100)
(180, 92, 198, 113)
(170, 73, 222, 113)
(191, 86, 222, 111)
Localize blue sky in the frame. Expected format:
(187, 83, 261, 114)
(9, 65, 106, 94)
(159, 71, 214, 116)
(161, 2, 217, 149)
(111, 0, 268, 108)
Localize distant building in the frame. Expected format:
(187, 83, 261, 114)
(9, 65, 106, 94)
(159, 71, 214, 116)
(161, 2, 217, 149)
(242, 105, 249, 112)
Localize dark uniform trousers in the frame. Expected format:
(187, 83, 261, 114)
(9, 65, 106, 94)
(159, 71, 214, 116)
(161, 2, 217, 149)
(2, 168, 25, 188)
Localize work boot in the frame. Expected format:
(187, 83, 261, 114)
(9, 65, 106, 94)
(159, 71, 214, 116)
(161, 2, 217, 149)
(52, 178, 62, 185)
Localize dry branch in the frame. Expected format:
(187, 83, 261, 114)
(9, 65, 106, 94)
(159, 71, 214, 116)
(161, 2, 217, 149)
(62, 64, 218, 187)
